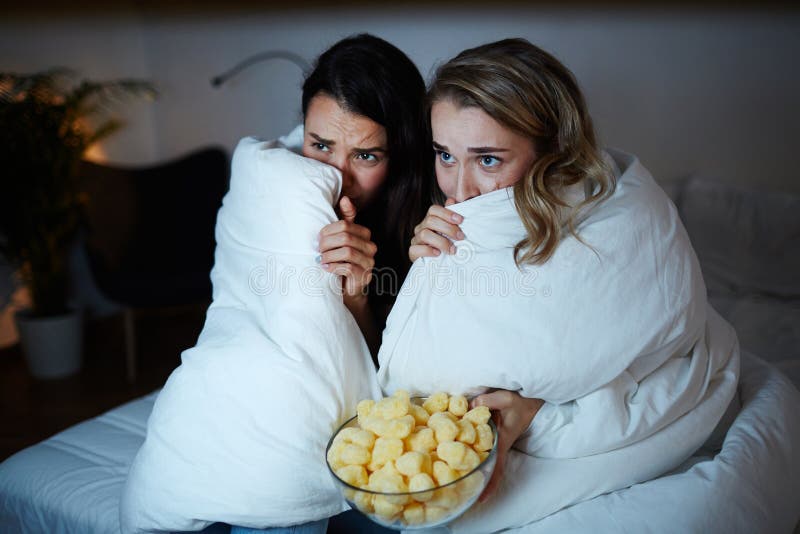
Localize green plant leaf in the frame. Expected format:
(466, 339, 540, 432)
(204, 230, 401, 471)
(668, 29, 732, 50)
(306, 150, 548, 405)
(0, 68, 156, 316)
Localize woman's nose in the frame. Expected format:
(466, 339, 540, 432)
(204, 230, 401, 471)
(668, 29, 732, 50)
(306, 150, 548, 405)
(331, 156, 354, 191)
(455, 168, 480, 203)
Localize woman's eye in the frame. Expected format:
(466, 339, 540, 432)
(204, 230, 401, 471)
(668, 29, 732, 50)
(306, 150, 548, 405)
(356, 152, 378, 162)
(312, 142, 330, 152)
(479, 155, 501, 168)
(436, 150, 454, 164)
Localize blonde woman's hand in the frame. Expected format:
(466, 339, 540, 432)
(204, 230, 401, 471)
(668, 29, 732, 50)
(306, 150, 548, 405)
(408, 198, 465, 262)
(318, 196, 377, 298)
(471, 390, 544, 502)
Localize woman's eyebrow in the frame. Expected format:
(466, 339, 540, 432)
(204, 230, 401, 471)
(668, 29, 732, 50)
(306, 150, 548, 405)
(310, 132, 385, 153)
(309, 132, 335, 145)
(352, 146, 387, 153)
(467, 146, 510, 153)
(432, 141, 509, 153)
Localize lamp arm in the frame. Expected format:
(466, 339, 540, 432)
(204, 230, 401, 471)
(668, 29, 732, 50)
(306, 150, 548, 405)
(210, 50, 311, 88)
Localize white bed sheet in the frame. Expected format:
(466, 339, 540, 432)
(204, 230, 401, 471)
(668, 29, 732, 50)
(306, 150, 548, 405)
(2, 353, 798, 534)
(0, 392, 226, 534)
(0, 392, 156, 533)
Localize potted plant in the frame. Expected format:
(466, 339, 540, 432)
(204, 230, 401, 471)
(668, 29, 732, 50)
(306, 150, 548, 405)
(0, 68, 155, 379)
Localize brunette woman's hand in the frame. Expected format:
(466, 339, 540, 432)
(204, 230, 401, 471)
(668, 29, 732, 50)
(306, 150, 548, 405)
(318, 195, 378, 298)
(408, 198, 465, 262)
(471, 390, 544, 502)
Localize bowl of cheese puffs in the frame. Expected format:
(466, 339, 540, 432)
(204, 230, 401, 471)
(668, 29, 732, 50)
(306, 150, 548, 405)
(325, 391, 498, 529)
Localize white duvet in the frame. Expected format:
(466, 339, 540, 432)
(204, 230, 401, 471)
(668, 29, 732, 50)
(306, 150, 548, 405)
(378, 149, 741, 532)
(120, 129, 381, 532)
(518, 352, 800, 534)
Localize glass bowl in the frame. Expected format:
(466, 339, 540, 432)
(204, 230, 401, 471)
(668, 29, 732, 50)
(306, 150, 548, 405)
(325, 406, 498, 530)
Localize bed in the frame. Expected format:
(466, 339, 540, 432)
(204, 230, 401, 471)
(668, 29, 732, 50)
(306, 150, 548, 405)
(1, 176, 799, 533)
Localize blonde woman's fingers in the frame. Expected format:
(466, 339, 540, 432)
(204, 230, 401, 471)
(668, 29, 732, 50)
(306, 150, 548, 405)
(408, 244, 441, 262)
(421, 214, 464, 241)
(428, 204, 463, 224)
(418, 228, 456, 255)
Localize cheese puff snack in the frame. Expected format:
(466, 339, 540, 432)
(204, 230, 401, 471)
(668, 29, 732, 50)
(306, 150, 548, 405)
(474, 423, 494, 452)
(369, 437, 404, 471)
(425, 505, 449, 523)
(357, 399, 375, 427)
(408, 403, 430, 425)
(373, 495, 403, 520)
(462, 405, 491, 425)
(404, 427, 437, 453)
(432, 460, 459, 486)
(422, 392, 449, 414)
(396, 451, 432, 478)
(428, 412, 459, 443)
(352, 491, 374, 514)
(334, 427, 376, 450)
(373, 395, 409, 420)
(448, 395, 469, 417)
(336, 464, 368, 488)
(408, 472, 436, 502)
(436, 441, 480, 472)
(403, 502, 425, 525)
(428, 487, 459, 509)
(362, 414, 415, 440)
(456, 419, 476, 444)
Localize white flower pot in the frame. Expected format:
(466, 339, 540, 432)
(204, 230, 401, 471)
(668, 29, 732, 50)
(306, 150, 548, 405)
(15, 309, 83, 380)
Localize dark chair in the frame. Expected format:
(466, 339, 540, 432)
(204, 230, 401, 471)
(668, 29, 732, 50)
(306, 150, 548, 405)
(77, 147, 229, 382)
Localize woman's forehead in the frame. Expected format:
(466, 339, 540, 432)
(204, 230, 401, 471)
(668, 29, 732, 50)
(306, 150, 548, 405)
(431, 101, 517, 149)
(305, 94, 386, 149)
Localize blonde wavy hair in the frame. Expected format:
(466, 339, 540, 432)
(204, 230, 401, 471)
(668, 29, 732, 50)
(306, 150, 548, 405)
(428, 38, 615, 265)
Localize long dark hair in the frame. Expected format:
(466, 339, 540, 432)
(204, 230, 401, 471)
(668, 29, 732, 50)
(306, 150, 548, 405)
(302, 34, 433, 311)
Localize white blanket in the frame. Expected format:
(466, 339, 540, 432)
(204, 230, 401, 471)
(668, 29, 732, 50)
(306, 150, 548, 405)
(377, 149, 740, 532)
(120, 129, 381, 532)
(516, 352, 800, 534)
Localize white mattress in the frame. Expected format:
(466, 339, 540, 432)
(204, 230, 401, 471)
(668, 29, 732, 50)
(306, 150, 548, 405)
(0, 392, 156, 533)
(0, 391, 225, 534)
(1, 354, 798, 534)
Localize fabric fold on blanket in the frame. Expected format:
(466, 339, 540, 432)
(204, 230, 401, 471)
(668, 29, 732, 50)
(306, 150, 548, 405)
(515, 352, 800, 534)
(378, 149, 740, 531)
(120, 127, 382, 533)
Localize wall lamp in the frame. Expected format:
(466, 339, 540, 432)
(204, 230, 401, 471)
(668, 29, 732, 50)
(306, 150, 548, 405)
(210, 51, 310, 88)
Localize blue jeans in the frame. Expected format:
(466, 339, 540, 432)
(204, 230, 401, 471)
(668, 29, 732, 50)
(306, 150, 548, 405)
(229, 518, 327, 534)
(230, 509, 394, 534)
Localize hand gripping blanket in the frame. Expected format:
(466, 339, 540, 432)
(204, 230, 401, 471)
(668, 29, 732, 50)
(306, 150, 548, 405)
(120, 129, 381, 532)
(377, 149, 740, 533)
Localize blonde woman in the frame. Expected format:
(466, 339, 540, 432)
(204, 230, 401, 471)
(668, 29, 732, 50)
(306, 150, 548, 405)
(408, 38, 617, 500)
(390, 39, 738, 529)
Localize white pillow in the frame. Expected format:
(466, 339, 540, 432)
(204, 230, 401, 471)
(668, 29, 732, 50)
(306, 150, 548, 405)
(678, 178, 800, 297)
(120, 130, 381, 532)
